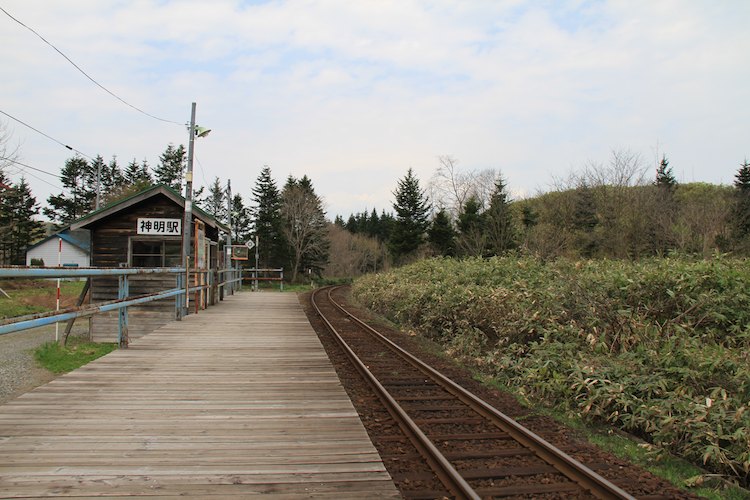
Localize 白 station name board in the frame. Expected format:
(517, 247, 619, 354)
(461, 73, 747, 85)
(137, 218, 182, 235)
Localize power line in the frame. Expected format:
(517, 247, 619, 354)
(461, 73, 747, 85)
(0, 108, 94, 161)
(0, 156, 63, 179)
(0, 6, 183, 126)
(1, 162, 66, 193)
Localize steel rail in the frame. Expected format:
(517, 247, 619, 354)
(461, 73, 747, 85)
(326, 285, 636, 500)
(311, 287, 481, 500)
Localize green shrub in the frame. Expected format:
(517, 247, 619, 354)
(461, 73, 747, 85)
(353, 256, 750, 485)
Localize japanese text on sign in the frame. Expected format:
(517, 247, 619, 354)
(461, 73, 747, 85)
(137, 218, 181, 235)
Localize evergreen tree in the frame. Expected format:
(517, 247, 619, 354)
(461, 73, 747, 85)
(485, 175, 517, 255)
(154, 144, 186, 191)
(649, 155, 679, 255)
(44, 156, 95, 225)
(521, 205, 538, 229)
(251, 165, 285, 268)
(345, 214, 357, 232)
(363, 209, 378, 239)
(573, 183, 599, 258)
(103, 158, 152, 205)
(281, 175, 330, 281)
(8, 177, 44, 264)
(389, 168, 431, 260)
(428, 208, 457, 256)
(0, 176, 44, 264)
(231, 193, 252, 243)
(124, 158, 153, 187)
(197, 177, 227, 222)
(733, 158, 750, 240)
(89, 155, 106, 209)
(378, 210, 394, 242)
(334, 215, 345, 227)
(655, 155, 677, 191)
(0, 170, 12, 264)
(456, 195, 486, 257)
(102, 156, 126, 198)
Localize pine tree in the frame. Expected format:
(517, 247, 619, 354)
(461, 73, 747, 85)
(456, 195, 486, 257)
(733, 158, 750, 240)
(44, 156, 95, 225)
(655, 155, 677, 191)
(649, 155, 678, 255)
(102, 156, 126, 198)
(7, 177, 44, 264)
(124, 158, 153, 187)
(485, 175, 517, 255)
(197, 177, 227, 222)
(281, 175, 330, 281)
(521, 205, 538, 229)
(389, 168, 431, 260)
(231, 193, 252, 243)
(154, 144, 186, 191)
(0, 170, 12, 264)
(428, 208, 457, 256)
(251, 165, 285, 268)
(573, 183, 599, 258)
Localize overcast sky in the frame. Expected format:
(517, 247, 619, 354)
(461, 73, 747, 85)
(1, 1, 748, 219)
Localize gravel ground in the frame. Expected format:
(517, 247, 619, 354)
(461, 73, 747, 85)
(0, 323, 89, 404)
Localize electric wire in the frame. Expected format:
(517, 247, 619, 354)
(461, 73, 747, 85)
(0, 156, 63, 180)
(0, 109, 94, 161)
(0, 6, 183, 126)
(1, 163, 66, 193)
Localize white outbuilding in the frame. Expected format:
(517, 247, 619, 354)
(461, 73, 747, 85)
(25, 229, 90, 268)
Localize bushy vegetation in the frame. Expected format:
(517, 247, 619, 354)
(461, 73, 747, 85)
(353, 256, 750, 485)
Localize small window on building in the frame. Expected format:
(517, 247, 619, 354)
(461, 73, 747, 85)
(131, 239, 181, 267)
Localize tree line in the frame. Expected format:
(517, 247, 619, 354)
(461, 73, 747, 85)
(0, 171, 45, 265)
(1, 137, 329, 280)
(331, 152, 750, 276)
(3, 128, 749, 274)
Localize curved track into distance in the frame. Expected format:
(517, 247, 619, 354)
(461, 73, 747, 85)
(311, 285, 637, 499)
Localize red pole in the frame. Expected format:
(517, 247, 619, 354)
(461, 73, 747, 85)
(55, 238, 62, 342)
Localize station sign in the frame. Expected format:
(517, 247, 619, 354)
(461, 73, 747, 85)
(137, 218, 181, 235)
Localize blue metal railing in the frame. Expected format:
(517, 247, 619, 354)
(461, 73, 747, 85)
(0, 266, 236, 346)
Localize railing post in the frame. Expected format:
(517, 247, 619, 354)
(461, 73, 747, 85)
(117, 274, 129, 348)
(280, 268, 284, 291)
(176, 272, 184, 319)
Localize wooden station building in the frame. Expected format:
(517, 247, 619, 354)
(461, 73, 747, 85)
(70, 184, 230, 343)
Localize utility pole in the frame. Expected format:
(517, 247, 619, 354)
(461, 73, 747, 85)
(181, 102, 197, 317)
(225, 179, 233, 295)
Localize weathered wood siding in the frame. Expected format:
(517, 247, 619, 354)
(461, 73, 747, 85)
(88, 195, 219, 343)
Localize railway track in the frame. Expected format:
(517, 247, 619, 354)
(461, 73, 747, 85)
(311, 285, 637, 499)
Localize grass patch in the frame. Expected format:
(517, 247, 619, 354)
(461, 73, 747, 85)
(0, 280, 86, 319)
(34, 337, 117, 374)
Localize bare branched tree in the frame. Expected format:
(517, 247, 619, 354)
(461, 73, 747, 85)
(281, 182, 329, 282)
(0, 120, 21, 178)
(324, 224, 388, 277)
(430, 155, 497, 219)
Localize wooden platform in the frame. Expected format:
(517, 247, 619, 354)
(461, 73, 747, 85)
(0, 292, 400, 498)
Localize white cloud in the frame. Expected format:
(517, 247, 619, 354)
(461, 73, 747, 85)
(1, 0, 748, 218)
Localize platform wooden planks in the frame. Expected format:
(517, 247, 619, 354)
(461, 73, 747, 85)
(0, 292, 400, 498)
